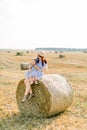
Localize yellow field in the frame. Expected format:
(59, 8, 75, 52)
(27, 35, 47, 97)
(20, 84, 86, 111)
(0, 50, 87, 130)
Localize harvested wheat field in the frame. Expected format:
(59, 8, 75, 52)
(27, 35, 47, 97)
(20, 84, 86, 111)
(0, 50, 87, 130)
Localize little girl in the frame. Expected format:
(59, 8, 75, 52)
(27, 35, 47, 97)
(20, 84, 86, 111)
(25, 58, 38, 85)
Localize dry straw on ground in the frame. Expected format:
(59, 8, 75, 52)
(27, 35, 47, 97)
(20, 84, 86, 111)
(16, 74, 73, 118)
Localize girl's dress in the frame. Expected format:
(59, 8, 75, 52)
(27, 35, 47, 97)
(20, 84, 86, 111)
(25, 65, 37, 78)
(25, 60, 47, 79)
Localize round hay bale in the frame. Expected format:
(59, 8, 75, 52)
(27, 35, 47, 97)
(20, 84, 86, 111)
(16, 74, 73, 118)
(59, 54, 65, 58)
(20, 62, 29, 70)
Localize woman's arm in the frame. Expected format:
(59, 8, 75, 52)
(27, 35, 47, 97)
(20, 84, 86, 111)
(42, 64, 48, 74)
(33, 64, 40, 70)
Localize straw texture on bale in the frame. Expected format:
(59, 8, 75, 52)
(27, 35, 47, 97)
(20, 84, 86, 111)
(16, 74, 73, 117)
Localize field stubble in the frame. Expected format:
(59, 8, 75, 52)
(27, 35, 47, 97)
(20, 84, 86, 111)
(0, 51, 87, 130)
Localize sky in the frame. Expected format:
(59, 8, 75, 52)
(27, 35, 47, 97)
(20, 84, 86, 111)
(0, 0, 87, 49)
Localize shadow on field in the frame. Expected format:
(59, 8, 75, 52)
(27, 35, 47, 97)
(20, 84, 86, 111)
(0, 112, 63, 130)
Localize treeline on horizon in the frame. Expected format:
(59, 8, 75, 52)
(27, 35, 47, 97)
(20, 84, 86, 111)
(35, 48, 87, 52)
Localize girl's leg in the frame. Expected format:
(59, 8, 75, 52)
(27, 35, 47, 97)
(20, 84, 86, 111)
(34, 76, 38, 84)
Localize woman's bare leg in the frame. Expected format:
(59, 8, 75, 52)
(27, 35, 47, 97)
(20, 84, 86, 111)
(24, 77, 33, 95)
(22, 77, 33, 102)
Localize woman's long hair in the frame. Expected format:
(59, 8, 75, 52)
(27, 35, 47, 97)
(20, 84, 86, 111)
(36, 57, 47, 66)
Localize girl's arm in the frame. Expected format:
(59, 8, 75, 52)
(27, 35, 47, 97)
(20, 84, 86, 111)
(28, 59, 36, 69)
(27, 64, 33, 72)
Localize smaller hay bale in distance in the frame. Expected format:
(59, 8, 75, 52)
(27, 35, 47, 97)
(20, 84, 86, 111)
(83, 51, 87, 53)
(59, 54, 65, 58)
(16, 74, 73, 118)
(20, 62, 29, 70)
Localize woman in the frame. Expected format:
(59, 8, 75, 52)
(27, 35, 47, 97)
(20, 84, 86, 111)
(22, 51, 48, 103)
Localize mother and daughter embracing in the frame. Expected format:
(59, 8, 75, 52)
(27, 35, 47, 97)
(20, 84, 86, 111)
(22, 51, 48, 103)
